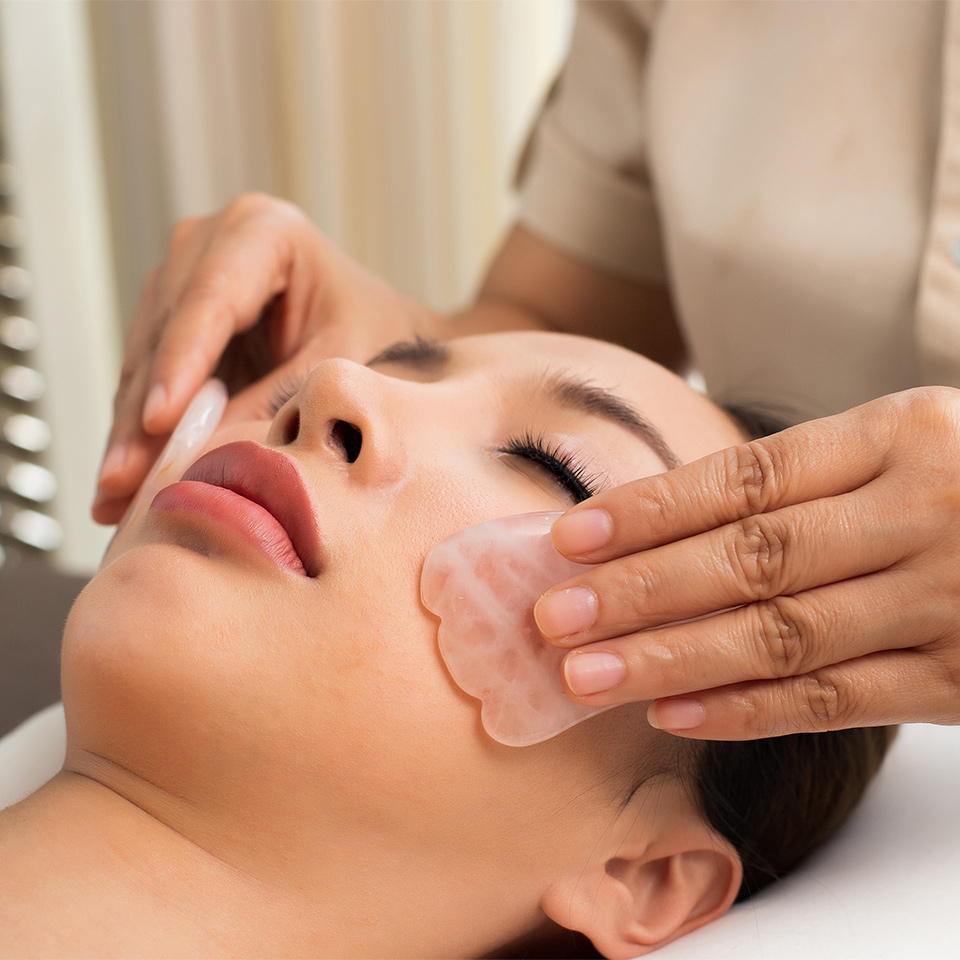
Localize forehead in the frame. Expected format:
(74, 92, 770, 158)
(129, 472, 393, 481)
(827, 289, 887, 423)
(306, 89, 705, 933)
(452, 331, 745, 464)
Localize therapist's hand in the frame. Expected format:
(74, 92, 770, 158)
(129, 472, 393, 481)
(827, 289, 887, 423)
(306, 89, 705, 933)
(92, 193, 442, 524)
(535, 388, 960, 739)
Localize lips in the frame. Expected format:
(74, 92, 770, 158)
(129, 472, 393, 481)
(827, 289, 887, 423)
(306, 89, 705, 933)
(150, 441, 325, 577)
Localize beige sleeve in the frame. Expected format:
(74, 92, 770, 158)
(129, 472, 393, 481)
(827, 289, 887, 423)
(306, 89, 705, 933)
(516, 0, 667, 285)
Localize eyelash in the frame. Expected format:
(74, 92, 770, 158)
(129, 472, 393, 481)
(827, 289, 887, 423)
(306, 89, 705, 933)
(498, 431, 601, 504)
(266, 374, 308, 416)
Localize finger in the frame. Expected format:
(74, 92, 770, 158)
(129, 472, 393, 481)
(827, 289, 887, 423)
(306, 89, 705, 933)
(646, 649, 957, 738)
(557, 567, 931, 704)
(92, 494, 132, 527)
(95, 329, 162, 508)
(536, 479, 912, 644)
(550, 399, 897, 562)
(118, 218, 211, 417)
(104, 268, 164, 449)
(92, 432, 168, 524)
(143, 217, 311, 435)
(96, 255, 188, 498)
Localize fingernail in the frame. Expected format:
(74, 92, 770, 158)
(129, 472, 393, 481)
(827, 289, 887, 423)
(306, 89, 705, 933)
(564, 652, 624, 696)
(552, 509, 613, 556)
(99, 443, 128, 480)
(143, 383, 167, 428)
(647, 698, 705, 731)
(534, 586, 597, 639)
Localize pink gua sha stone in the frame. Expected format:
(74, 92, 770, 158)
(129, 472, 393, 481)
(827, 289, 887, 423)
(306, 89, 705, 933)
(101, 378, 228, 567)
(421, 512, 615, 747)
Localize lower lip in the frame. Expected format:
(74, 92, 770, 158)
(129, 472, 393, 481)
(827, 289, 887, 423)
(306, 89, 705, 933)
(150, 481, 307, 576)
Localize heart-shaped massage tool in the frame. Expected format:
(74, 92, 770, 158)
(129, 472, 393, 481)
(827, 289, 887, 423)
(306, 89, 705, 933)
(421, 512, 615, 747)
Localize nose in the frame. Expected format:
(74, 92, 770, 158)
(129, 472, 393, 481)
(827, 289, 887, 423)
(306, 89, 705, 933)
(267, 359, 405, 486)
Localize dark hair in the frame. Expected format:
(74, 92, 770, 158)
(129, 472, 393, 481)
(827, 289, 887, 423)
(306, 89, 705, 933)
(723, 401, 800, 442)
(695, 726, 895, 902)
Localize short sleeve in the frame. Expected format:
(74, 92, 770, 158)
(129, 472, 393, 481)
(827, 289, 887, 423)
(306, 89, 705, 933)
(516, 0, 668, 284)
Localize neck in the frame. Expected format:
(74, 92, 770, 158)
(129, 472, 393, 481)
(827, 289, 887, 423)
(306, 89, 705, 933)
(0, 772, 313, 957)
(0, 768, 529, 958)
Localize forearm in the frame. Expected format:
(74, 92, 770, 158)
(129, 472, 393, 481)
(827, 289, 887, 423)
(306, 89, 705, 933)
(441, 225, 688, 373)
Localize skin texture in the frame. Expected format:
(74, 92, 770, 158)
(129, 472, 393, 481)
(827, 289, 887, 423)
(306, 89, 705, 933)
(2, 332, 742, 959)
(92, 194, 960, 741)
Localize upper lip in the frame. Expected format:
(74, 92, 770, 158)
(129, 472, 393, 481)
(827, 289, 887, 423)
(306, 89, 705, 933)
(180, 440, 325, 577)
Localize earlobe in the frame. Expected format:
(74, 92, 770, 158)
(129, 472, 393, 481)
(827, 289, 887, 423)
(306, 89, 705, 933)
(541, 844, 742, 960)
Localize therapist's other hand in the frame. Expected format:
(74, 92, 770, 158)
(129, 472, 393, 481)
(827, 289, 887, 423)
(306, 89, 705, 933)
(94, 208, 682, 525)
(536, 388, 960, 739)
(93, 194, 439, 524)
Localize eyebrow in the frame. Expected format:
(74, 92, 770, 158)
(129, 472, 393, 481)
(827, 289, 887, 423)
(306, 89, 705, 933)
(366, 337, 682, 469)
(541, 372, 681, 469)
(366, 336, 448, 370)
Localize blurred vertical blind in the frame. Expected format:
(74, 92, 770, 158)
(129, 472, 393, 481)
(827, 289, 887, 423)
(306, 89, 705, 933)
(0, 94, 63, 570)
(0, 0, 120, 574)
(90, 0, 572, 321)
(0, 0, 571, 572)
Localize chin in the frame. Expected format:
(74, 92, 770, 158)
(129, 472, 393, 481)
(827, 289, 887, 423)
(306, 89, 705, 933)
(61, 543, 268, 797)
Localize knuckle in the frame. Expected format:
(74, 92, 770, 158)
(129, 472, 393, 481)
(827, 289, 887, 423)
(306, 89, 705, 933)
(607, 558, 658, 625)
(754, 597, 807, 677)
(225, 191, 271, 219)
(644, 630, 699, 691)
(892, 387, 960, 452)
(168, 216, 200, 249)
(880, 388, 960, 507)
(794, 673, 855, 730)
(736, 693, 769, 740)
(726, 513, 789, 598)
(225, 191, 302, 224)
(900, 384, 960, 422)
(635, 481, 680, 535)
(724, 441, 783, 517)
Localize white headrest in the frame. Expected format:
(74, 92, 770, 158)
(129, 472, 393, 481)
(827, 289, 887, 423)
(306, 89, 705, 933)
(0, 702, 66, 810)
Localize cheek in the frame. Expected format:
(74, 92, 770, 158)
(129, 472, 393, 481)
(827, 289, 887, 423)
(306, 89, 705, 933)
(68, 445, 603, 844)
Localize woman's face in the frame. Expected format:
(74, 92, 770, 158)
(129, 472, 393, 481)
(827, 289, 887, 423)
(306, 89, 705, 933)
(63, 331, 744, 946)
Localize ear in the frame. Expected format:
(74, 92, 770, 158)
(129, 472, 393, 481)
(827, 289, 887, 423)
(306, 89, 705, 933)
(540, 826, 742, 960)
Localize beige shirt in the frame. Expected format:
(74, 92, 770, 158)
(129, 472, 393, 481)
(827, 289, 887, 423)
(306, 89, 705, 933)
(517, 0, 956, 421)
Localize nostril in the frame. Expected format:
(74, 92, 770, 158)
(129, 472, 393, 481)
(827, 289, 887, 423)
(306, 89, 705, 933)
(331, 420, 362, 463)
(281, 410, 300, 446)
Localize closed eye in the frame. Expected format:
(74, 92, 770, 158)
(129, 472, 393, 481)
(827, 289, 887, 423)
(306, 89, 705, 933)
(498, 431, 603, 504)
